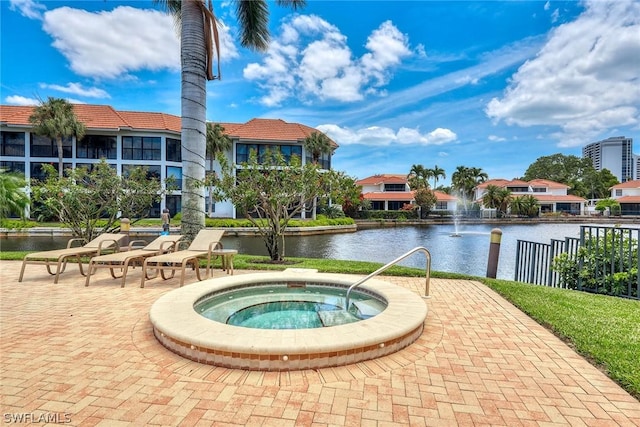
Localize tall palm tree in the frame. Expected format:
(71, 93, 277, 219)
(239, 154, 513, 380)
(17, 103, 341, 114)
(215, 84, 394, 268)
(205, 122, 231, 217)
(430, 165, 446, 189)
(482, 184, 501, 210)
(157, 0, 305, 239)
(28, 97, 86, 178)
(303, 131, 332, 165)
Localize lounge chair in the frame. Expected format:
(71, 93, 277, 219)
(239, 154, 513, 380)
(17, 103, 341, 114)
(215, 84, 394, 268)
(84, 235, 183, 287)
(18, 233, 127, 284)
(140, 229, 225, 288)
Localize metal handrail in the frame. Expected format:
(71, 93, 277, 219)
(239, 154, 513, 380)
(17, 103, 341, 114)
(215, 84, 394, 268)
(345, 246, 432, 309)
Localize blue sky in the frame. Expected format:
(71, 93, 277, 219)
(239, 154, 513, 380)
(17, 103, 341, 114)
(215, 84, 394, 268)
(2, 0, 639, 185)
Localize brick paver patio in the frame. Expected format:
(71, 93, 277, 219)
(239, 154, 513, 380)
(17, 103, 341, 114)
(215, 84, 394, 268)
(1, 260, 639, 426)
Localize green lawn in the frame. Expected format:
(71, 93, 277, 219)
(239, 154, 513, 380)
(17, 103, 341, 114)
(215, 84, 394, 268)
(2, 250, 638, 399)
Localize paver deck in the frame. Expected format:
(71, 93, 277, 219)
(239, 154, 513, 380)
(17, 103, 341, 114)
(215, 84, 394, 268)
(1, 260, 638, 426)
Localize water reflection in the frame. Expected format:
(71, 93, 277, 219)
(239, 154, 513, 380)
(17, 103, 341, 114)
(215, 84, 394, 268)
(2, 223, 637, 280)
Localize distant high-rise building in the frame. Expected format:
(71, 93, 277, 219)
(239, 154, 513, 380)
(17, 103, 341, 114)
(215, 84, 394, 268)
(582, 136, 634, 182)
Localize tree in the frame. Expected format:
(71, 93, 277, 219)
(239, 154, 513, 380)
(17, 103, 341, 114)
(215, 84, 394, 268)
(214, 149, 342, 261)
(157, 0, 306, 241)
(303, 131, 332, 165)
(523, 154, 593, 185)
(205, 122, 231, 217)
(28, 97, 86, 178)
(496, 187, 512, 217)
(407, 164, 430, 189)
(0, 169, 29, 224)
(451, 165, 488, 204)
(30, 160, 168, 241)
(413, 187, 437, 218)
(428, 165, 446, 189)
(481, 184, 501, 210)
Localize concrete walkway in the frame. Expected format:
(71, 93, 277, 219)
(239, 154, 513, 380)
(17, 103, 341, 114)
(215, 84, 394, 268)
(1, 260, 638, 426)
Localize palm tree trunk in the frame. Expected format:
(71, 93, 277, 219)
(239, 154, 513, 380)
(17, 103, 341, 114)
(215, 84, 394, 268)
(180, 0, 207, 240)
(56, 137, 63, 178)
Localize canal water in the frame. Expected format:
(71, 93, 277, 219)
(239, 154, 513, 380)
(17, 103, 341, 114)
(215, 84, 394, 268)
(2, 223, 638, 280)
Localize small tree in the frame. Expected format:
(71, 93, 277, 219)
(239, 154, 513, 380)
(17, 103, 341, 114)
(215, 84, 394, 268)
(414, 187, 437, 218)
(303, 131, 332, 165)
(31, 160, 167, 241)
(0, 169, 29, 224)
(214, 150, 340, 261)
(29, 97, 86, 178)
(205, 123, 231, 217)
(595, 198, 621, 216)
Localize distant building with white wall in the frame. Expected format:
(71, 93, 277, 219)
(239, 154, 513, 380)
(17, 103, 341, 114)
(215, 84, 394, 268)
(582, 136, 634, 182)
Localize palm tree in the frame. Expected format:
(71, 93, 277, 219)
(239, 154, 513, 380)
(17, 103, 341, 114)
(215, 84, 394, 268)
(28, 97, 86, 178)
(496, 188, 512, 217)
(205, 122, 231, 217)
(0, 169, 29, 223)
(156, 0, 305, 239)
(303, 131, 332, 165)
(429, 165, 446, 189)
(482, 184, 501, 210)
(407, 164, 429, 190)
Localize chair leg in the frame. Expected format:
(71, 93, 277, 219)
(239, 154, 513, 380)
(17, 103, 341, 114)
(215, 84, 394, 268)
(18, 259, 28, 282)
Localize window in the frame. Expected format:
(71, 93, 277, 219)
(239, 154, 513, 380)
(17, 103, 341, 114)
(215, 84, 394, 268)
(77, 135, 116, 159)
(532, 188, 546, 193)
(388, 201, 409, 210)
(305, 150, 330, 169)
(436, 201, 448, 210)
(122, 164, 161, 180)
(384, 184, 405, 192)
(30, 134, 72, 158)
(30, 162, 72, 181)
(166, 166, 182, 189)
(371, 201, 385, 210)
(236, 143, 304, 165)
(166, 195, 181, 215)
(76, 163, 116, 172)
(166, 138, 181, 162)
(1, 131, 25, 156)
(0, 161, 25, 175)
(122, 136, 161, 160)
(616, 189, 623, 196)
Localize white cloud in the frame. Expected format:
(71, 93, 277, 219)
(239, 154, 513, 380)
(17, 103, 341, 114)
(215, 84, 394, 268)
(39, 82, 110, 98)
(488, 135, 507, 142)
(41, 6, 179, 79)
(9, 0, 46, 20)
(5, 95, 39, 106)
(486, 0, 640, 147)
(243, 15, 413, 106)
(316, 124, 457, 147)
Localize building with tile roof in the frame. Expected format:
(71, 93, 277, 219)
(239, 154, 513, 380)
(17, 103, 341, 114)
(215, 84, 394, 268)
(356, 174, 458, 213)
(473, 178, 586, 216)
(0, 104, 336, 219)
(610, 180, 640, 215)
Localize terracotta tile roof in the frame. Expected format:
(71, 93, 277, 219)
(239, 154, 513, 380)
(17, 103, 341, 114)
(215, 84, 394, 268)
(611, 180, 640, 189)
(475, 178, 568, 190)
(531, 194, 586, 203)
(615, 196, 640, 203)
(0, 105, 336, 147)
(215, 118, 338, 148)
(356, 174, 408, 185)
(528, 179, 569, 189)
(362, 190, 455, 203)
(0, 104, 181, 133)
(363, 191, 414, 201)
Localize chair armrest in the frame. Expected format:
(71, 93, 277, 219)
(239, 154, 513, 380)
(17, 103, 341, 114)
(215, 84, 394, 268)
(159, 240, 178, 252)
(97, 239, 120, 255)
(127, 240, 148, 251)
(208, 241, 223, 252)
(66, 238, 86, 248)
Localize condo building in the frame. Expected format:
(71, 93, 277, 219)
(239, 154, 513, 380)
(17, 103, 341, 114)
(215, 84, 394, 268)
(0, 104, 335, 219)
(582, 136, 634, 182)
